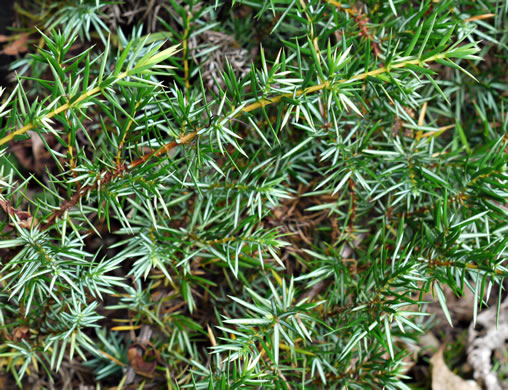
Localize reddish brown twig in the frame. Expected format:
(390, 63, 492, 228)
(324, 0, 381, 58)
(40, 132, 198, 231)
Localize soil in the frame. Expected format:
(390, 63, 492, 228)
(0, 0, 14, 87)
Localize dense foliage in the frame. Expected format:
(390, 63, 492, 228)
(0, 0, 506, 388)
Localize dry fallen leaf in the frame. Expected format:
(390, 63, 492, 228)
(1, 33, 28, 55)
(0, 199, 38, 228)
(12, 326, 30, 342)
(127, 344, 157, 376)
(467, 296, 508, 390)
(431, 345, 481, 390)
